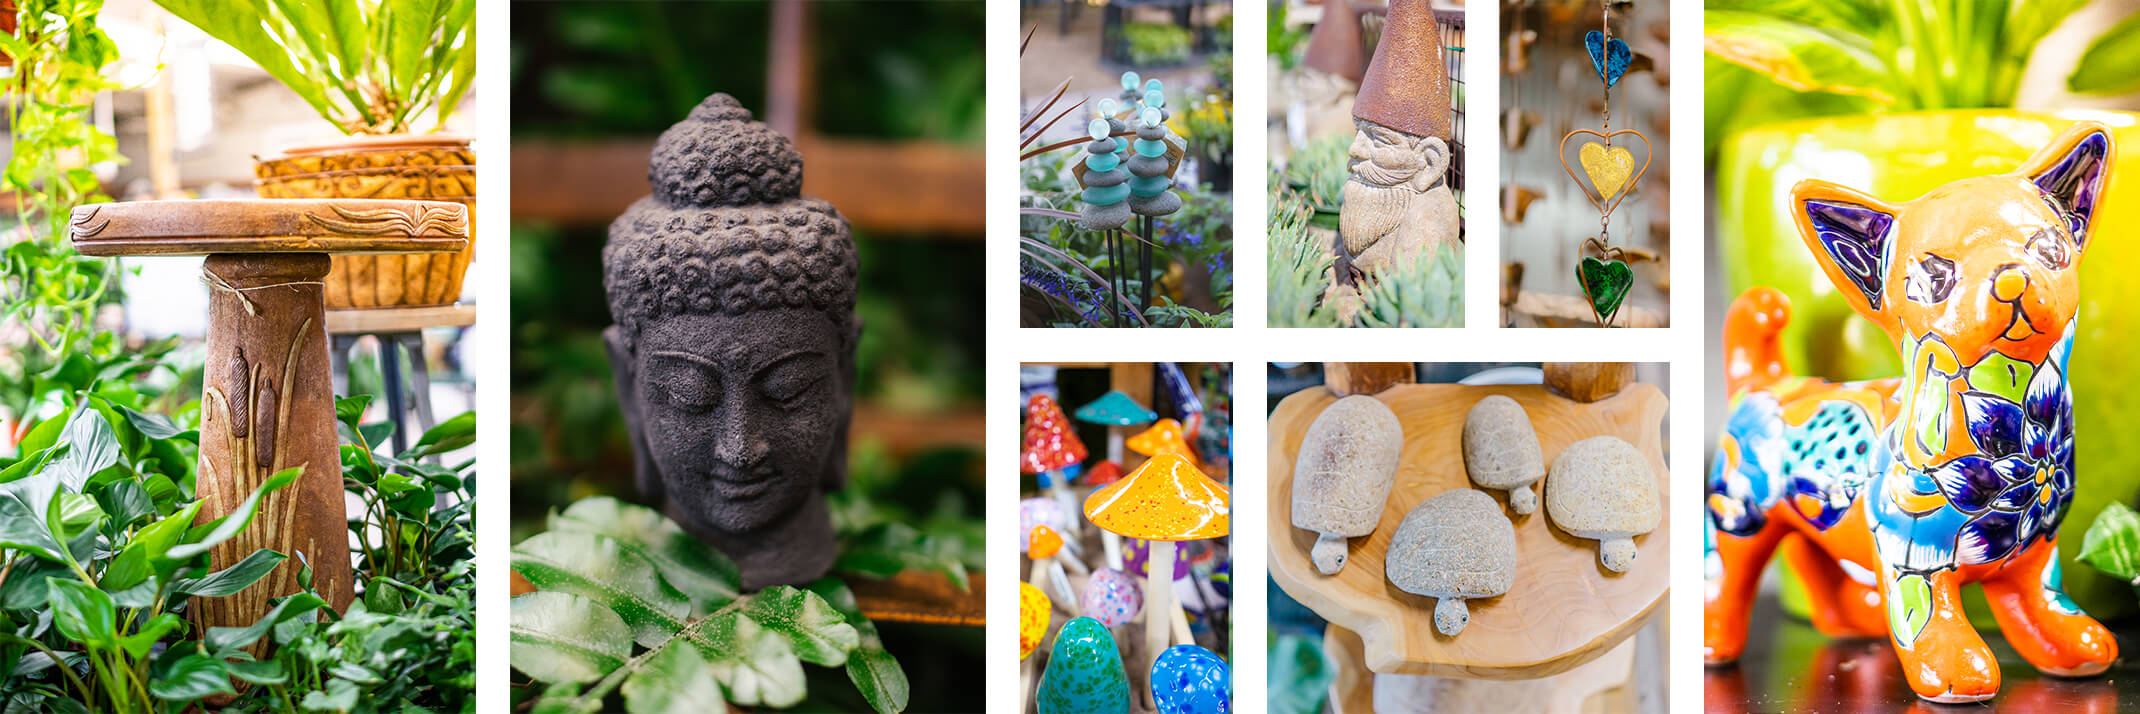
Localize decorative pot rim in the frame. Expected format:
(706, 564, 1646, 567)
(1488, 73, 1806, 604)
(264, 132, 475, 160)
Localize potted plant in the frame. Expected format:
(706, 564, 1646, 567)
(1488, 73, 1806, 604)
(1706, 1, 2140, 620)
(153, 0, 476, 309)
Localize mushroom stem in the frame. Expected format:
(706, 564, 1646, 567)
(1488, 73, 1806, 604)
(1032, 558, 1078, 617)
(1053, 549, 1090, 577)
(1019, 653, 1039, 711)
(1508, 486, 1536, 515)
(1143, 538, 1177, 709)
(1310, 532, 1351, 574)
(1102, 531, 1124, 571)
(1047, 469, 1083, 540)
(1599, 537, 1637, 572)
(1434, 596, 1471, 636)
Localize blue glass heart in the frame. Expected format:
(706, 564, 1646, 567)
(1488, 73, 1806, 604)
(1585, 30, 1631, 88)
(1152, 644, 1231, 714)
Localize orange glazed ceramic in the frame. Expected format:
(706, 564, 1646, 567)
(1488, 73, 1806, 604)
(1084, 451, 1229, 541)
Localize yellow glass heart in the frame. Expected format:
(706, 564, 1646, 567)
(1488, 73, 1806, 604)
(1580, 142, 1635, 200)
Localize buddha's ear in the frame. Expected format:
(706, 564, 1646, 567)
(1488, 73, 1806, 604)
(605, 326, 662, 502)
(2019, 121, 2113, 256)
(1791, 179, 1900, 332)
(824, 316, 863, 492)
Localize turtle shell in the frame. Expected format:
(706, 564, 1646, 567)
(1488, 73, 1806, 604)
(1462, 395, 1544, 489)
(1290, 395, 1404, 538)
(1385, 488, 1516, 599)
(1544, 435, 1660, 538)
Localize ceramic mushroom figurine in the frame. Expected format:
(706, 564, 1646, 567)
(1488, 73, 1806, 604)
(1028, 525, 1084, 614)
(1081, 567, 1144, 630)
(1077, 391, 1156, 568)
(1462, 395, 1546, 514)
(1151, 644, 1232, 714)
(1128, 418, 1195, 459)
(1024, 394, 1091, 540)
(1037, 617, 1133, 714)
(1085, 451, 1229, 707)
(1339, 0, 1459, 272)
(1019, 581, 1053, 707)
(1290, 395, 1404, 574)
(602, 93, 856, 590)
(1385, 488, 1517, 636)
(1547, 436, 1660, 572)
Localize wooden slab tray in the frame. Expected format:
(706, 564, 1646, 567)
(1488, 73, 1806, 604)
(1323, 623, 1637, 714)
(1268, 383, 1669, 679)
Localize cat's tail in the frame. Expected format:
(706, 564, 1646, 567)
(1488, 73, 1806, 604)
(1724, 287, 1792, 395)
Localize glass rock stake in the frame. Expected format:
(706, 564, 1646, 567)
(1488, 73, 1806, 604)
(602, 93, 859, 590)
(68, 198, 470, 630)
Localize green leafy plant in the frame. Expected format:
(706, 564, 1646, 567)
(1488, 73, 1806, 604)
(510, 497, 911, 713)
(0, 0, 129, 408)
(151, 0, 475, 135)
(1124, 21, 1192, 66)
(2080, 501, 2140, 593)
(1268, 164, 1462, 328)
(1268, 184, 1342, 328)
(1704, 0, 2140, 156)
(1268, 0, 1311, 70)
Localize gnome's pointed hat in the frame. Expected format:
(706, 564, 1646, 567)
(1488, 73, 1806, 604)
(1352, 0, 1451, 141)
(1302, 0, 1367, 82)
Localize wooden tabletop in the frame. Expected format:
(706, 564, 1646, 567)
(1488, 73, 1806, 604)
(1324, 623, 1640, 714)
(70, 199, 469, 257)
(325, 305, 479, 334)
(1268, 382, 1670, 680)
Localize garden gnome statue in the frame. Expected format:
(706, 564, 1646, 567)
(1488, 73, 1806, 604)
(603, 93, 858, 590)
(1339, 0, 1458, 273)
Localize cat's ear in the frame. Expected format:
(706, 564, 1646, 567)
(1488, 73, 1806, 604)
(1793, 179, 1900, 329)
(2019, 121, 2113, 255)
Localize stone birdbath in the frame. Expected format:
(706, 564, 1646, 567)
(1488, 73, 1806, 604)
(69, 198, 469, 630)
(1084, 450, 1230, 708)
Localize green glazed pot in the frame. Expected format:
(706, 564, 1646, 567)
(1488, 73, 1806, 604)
(1717, 109, 2140, 623)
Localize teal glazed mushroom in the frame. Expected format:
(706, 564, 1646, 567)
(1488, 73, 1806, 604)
(1075, 390, 1158, 426)
(1037, 617, 1132, 714)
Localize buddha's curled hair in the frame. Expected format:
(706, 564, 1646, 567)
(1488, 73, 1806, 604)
(602, 93, 857, 343)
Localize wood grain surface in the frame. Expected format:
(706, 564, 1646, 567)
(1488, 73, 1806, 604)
(1268, 382, 1669, 679)
(1323, 623, 1639, 714)
(69, 199, 468, 257)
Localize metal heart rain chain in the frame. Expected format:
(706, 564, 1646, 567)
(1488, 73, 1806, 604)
(1559, 3, 1649, 327)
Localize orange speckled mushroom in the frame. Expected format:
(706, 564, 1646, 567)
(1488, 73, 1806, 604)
(1126, 418, 1194, 458)
(1029, 525, 1064, 560)
(1083, 451, 1230, 541)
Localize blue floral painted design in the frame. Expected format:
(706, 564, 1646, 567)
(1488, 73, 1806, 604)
(1932, 357, 2074, 564)
(1708, 392, 1786, 537)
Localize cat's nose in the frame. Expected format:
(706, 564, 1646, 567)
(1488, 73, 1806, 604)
(1994, 266, 2029, 302)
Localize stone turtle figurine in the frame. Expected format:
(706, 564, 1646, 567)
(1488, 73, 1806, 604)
(1546, 436, 1659, 573)
(602, 93, 858, 590)
(1385, 488, 1516, 636)
(1290, 395, 1404, 574)
(1462, 395, 1546, 514)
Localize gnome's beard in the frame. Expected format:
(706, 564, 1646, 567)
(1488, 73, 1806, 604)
(1341, 179, 1412, 257)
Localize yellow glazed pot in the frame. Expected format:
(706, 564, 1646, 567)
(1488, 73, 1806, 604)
(254, 133, 476, 309)
(1716, 109, 2140, 621)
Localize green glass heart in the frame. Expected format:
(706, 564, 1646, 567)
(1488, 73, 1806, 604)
(1578, 256, 1634, 326)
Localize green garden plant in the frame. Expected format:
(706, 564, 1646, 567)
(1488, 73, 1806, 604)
(151, 0, 475, 135)
(510, 498, 910, 714)
(1704, 0, 2140, 155)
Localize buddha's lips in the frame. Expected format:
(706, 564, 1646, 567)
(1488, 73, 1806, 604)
(706, 464, 778, 500)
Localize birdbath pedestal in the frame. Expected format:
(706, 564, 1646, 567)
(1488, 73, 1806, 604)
(69, 198, 470, 630)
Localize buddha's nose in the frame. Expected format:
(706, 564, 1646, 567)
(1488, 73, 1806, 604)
(1994, 266, 2029, 303)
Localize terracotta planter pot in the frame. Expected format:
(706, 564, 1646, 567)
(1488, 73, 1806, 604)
(253, 133, 476, 308)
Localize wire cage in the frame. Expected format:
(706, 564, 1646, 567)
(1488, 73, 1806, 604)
(1437, 7, 1464, 210)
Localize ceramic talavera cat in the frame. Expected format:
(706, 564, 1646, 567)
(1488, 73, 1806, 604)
(1704, 122, 2117, 703)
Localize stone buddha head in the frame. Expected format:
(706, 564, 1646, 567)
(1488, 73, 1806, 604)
(602, 93, 858, 589)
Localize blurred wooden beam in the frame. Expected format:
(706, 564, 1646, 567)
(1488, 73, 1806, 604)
(509, 135, 983, 237)
(853, 402, 984, 455)
(852, 570, 984, 626)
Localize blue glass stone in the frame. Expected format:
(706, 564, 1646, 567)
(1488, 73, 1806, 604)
(1135, 138, 1167, 158)
(1082, 183, 1131, 206)
(1144, 88, 1165, 109)
(1130, 175, 1171, 197)
(1087, 118, 1110, 141)
(1085, 152, 1121, 172)
(1121, 71, 1141, 91)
